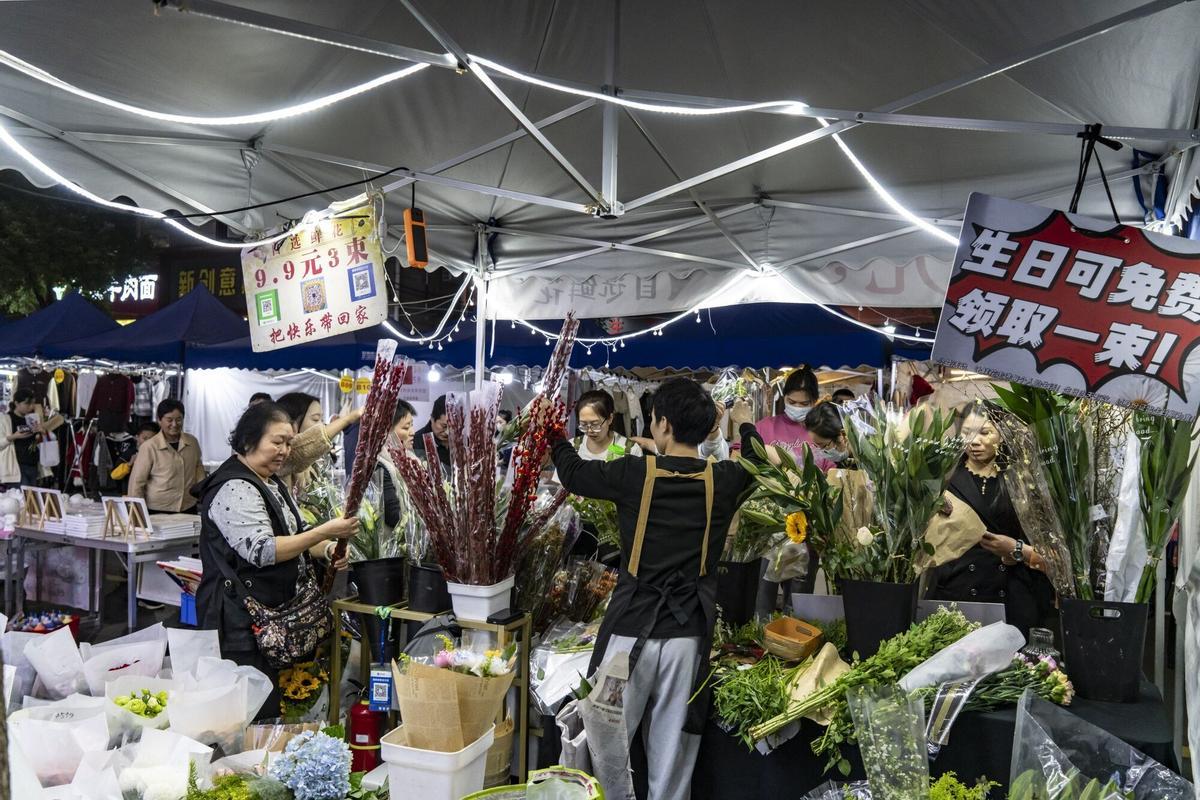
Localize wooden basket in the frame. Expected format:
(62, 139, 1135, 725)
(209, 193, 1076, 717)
(763, 616, 824, 662)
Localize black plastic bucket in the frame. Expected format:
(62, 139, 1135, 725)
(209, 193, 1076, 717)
(716, 560, 761, 627)
(841, 579, 919, 659)
(351, 556, 406, 663)
(407, 561, 452, 613)
(1060, 598, 1147, 703)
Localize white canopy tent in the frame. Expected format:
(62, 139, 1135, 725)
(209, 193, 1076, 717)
(0, 0, 1198, 335)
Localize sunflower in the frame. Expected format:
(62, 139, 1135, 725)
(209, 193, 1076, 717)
(785, 511, 808, 544)
(283, 685, 308, 701)
(299, 674, 322, 692)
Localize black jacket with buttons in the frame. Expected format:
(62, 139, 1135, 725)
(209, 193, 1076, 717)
(193, 456, 304, 651)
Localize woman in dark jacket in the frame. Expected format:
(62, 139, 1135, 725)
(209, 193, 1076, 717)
(194, 402, 358, 719)
(929, 406, 1056, 635)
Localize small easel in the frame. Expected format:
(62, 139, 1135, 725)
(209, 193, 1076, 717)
(102, 496, 153, 540)
(20, 487, 64, 530)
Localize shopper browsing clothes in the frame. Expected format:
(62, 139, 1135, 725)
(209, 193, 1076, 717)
(194, 401, 359, 720)
(1, 389, 42, 488)
(553, 379, 764, 800)
(928, 404, 1056, 635)
(275, 392, 363, 492)
(128, 400, 205, 513)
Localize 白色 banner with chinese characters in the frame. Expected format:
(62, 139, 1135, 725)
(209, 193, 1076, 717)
(241, 204, 387, 352)
(932, 193, 1200, 420)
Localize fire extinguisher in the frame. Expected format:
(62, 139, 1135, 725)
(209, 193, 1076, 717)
(349, 697, 386, 772)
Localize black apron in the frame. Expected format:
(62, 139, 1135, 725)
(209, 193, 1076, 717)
(587, 455, 718, 734)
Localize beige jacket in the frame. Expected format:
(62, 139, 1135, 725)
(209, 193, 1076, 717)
(128, 432, 205, 512)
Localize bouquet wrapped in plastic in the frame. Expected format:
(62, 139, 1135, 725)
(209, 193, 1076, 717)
(848, 685, 929, 800)
(1010, 690, 1193, 799)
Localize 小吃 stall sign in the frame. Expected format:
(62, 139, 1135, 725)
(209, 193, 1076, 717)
(932, 193, 1200, 420)
(241, 204, 387, 352)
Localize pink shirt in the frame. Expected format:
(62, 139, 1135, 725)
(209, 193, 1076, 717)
(752, 415, 834, 472)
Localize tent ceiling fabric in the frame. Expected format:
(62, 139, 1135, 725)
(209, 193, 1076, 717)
(1, 0, 1198, 319)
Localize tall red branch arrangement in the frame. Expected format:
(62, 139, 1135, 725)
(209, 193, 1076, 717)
(321, 340, 410, 593)
(395, 316, 580, 585)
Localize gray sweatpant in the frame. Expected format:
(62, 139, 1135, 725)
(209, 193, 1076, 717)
(604, 635, 703, 800)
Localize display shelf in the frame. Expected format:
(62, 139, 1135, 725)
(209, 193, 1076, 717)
(329, 597, 533, 783)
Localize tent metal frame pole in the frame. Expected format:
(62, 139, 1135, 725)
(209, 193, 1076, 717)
(625, 109, 761, 269)
(6, 129, 251, 149)
(264, 143, 591, 213)
(600, 0, 621, 212)
(473, 225, 488, 391)
(490, 202, 760, 279)
(0, 105, 254, 235)
(482, 224, 750, 270)
(398, 0, 610, 214)
(161, 0, 1199, 144)
(763, 198, 975, 227)
(774, 161, 1164, 268)
(623, 0, 1188, 211)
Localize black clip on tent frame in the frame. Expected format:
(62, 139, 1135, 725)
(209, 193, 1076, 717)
(1068, 123, 1125, 226)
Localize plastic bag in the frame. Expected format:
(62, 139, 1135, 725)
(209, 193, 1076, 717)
(800, 782, 872, 800)
(166, 627, 219, 678)
(243, 720, 322, 753)
(82, 639, 166, 697)
(762, 540, 810, 582)
(119, 729, 212, 800)
(23, 625, 85, 699)
(847, 685, 929, 800)
(899, 622, 1025, 692)
(1010, 690, 1193, 798)
(170, 657, 271, 753)
(9, 709, 109, 786)
(531, 621, 597, 717)
(3, 630, 43, 704)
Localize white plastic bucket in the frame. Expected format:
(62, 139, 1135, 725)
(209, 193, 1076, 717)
(381, 724, 495, 800)
(445, 576, 514, 622)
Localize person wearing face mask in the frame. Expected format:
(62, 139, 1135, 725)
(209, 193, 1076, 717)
(748, 366, 832, 470)
(928, 405, 1055, 635)
(804, 401, 855, 469)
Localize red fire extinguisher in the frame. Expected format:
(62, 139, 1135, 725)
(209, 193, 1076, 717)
(349, 698, 386, 772)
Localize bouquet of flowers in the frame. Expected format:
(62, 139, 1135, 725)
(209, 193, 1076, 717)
(568, 495, 621, 551)
(726, 492, 787, 563)
(516, 502, 582, 635)
(396, 317, 579, 585)
(268, 730, 352, 800)
(279, 661, 329, 722)
(426, 634, 517, 677)
(842, 402, 961, 584)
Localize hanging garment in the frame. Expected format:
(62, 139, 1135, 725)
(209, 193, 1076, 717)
(16, 368, 53, 409)
(76, 372, 98, 417)
(131, 376, 154, 418)
(87, 374, 134, 432)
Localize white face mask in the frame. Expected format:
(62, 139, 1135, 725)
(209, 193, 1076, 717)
(784, 404, 812, 423)
(819, 447, 848, 463)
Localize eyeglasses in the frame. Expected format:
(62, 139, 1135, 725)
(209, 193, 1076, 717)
(577, 421, 606, 432)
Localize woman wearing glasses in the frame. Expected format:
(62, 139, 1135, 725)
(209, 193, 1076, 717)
(572, 390, 642, 462)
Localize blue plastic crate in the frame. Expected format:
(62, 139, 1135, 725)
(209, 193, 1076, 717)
(179, 593, 197, 626)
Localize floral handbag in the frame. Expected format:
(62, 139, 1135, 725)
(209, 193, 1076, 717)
(215, 555, 333, 668)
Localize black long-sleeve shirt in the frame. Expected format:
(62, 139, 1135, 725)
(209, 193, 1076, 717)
(552, 423, 764, 639)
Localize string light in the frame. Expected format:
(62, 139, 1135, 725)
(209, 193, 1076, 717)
(0, 50, 429, 126)
(428, 368, 442, 382)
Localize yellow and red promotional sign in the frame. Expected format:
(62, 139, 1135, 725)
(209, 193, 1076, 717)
(241, 204, 387, 352)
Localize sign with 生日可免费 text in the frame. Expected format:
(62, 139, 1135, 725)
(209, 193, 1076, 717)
(932, 193, 1200, 420)
(241, 203, 387, 352)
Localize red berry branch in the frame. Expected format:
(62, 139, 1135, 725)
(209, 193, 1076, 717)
(321, 342, 410, 593)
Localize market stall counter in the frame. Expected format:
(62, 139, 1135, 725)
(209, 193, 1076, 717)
(8, 522, 199, 631)
(692, 677, 1176, 798)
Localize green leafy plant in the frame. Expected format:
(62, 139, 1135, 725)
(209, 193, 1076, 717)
(713, 655, 812, 748)
(727, 492, 786, 562)
(749, 607, 978, 773)
(1134, 411, 1198, 603)
(992, 385, 1097, 598)
(1008, 770, 1131, 800)
(809, 618, 849, 654)
(842, 402, 961, 583)
(929, 773, 998, 800)
(568, 495, 621, 551)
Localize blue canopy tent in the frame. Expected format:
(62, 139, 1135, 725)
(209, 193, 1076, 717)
(43, 285, 248, 364)
(0, 292, 118, 358)
(186, 302, 918, 372)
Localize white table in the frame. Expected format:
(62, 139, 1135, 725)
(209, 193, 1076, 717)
(7, 525, 199, 632)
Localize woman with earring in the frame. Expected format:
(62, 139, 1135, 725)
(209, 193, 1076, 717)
(929, 405, 1056, 635)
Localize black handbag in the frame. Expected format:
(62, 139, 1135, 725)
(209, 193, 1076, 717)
(213, 553, 332, 669)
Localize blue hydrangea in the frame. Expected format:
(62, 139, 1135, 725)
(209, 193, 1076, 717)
(268, 731, 351, 800)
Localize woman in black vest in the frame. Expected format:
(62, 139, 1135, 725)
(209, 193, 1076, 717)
(194, 402, 359, 719)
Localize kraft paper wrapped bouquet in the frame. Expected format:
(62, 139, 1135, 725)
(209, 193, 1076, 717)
(390, 636, 517, 752)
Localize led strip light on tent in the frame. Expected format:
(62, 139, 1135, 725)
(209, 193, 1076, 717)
(0, 48, 946, 341)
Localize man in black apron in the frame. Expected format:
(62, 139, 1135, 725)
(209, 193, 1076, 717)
(553, 379, 763, 800)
